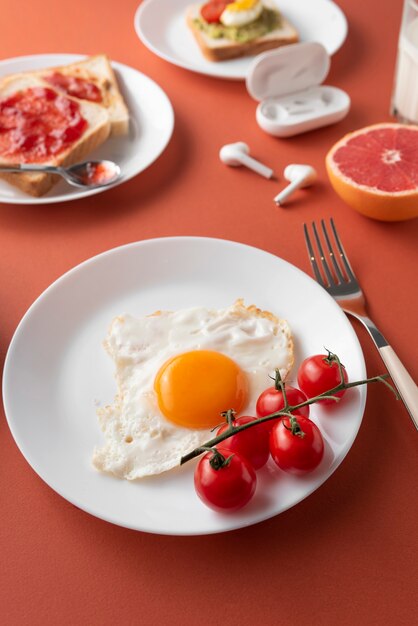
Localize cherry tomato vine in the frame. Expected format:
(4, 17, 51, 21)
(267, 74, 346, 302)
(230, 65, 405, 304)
(181, 351, 396, 466)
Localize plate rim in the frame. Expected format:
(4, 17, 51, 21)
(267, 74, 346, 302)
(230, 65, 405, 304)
(2, 236, 367, 535)
(134, 0, 348, 81)
(0, 53, 175, 205)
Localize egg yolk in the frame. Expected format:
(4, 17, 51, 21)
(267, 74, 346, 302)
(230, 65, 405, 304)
(154, 350, 248, 429)
(226, 0, 259, 12)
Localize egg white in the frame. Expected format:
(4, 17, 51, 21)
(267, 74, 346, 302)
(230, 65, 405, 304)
(92, 301, 293, 480)
(220, 0, 263, 28)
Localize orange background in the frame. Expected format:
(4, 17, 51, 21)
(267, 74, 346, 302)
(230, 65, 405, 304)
(1, 1, 417, 624)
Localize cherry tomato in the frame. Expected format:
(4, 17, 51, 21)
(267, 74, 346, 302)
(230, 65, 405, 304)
(297, 354, 348, 405)
(194, 448, 257, 512)
(200, 1, 229, 23)
(216, 415, 270, 470)
(256, 385, 310, 431)
(269, 416, 324, 475)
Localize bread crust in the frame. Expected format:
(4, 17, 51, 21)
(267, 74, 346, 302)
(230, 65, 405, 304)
(186, 4, 299, 61)
(35, 54, 129, 136)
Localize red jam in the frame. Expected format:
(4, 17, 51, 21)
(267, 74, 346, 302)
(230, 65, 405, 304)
(81, 162, 116, 185)
(0, 87, 88, 163)
(44, 72, 102, 103)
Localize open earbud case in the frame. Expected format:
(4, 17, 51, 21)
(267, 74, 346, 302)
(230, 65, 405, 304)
(246, 41, 350, 137)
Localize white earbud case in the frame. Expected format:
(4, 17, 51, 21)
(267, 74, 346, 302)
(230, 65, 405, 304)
(246, 42, 350, 137)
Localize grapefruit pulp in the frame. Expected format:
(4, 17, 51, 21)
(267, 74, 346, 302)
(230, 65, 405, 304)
(326, 123, 418, 221)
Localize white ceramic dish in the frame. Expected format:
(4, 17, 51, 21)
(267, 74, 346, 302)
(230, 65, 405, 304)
(0, 54, 174, 205)
(134, 0, 348, 80)
(2, 237, 366, 535)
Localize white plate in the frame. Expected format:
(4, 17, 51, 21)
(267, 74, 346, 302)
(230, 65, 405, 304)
(0, 54, 174, 204)
(134, 0, 348, 80)
(3, 237, 366, 535)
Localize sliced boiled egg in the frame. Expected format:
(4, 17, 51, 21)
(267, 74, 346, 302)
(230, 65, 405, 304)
(220, 0, 263, 27)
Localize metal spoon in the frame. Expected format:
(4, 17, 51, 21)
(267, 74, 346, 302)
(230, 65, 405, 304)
(0, 160, 121, 188)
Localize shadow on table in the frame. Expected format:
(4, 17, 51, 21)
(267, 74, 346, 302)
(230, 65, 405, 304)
(0, 113, 190, 234)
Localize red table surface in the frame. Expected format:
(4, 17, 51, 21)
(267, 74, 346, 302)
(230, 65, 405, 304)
(1, 0, 417, 624)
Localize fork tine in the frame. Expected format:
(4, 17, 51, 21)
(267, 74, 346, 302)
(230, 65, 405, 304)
(312, 222, 336, 286)
(320, 219, 345, 283)
(329, 218, 357, 282)
(303, 223, 326, 287)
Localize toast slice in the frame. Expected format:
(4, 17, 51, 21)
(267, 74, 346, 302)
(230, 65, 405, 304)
(0, 75, 111, 197)
(34, 54, 129, 136)
(187, 2, 299, 62)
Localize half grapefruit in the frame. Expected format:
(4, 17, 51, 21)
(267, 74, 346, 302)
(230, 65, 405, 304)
(326, 123, 418, 221)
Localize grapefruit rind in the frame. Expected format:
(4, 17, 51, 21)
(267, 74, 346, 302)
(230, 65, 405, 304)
(325, 123, 418, 222)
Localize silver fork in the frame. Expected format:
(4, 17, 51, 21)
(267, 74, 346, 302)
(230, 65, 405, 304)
(303, 218, 418, 430)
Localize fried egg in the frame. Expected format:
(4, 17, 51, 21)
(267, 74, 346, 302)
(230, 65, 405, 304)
(93, 300, 293, 480)
(220, 0, 263, 28)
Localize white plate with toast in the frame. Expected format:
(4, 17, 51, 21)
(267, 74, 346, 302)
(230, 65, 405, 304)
(0, 54, 174, 204)
(3, 237, 366, 535)
(134, 0, 348, 80)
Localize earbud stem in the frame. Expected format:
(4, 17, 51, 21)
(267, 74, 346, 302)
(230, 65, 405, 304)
(274, 179, 301, 205)
(240, 154, 274, 179)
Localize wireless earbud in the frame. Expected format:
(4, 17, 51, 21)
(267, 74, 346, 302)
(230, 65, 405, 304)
(220, 142, 274, 179)
(274, 164, 317, 205)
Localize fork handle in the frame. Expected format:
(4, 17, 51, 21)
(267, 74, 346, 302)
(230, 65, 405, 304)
(350, 313, 418, 430)
(378, 346, 418, 430)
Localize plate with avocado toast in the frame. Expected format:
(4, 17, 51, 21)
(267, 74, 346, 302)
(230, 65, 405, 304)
(134, 0, 348, 80)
